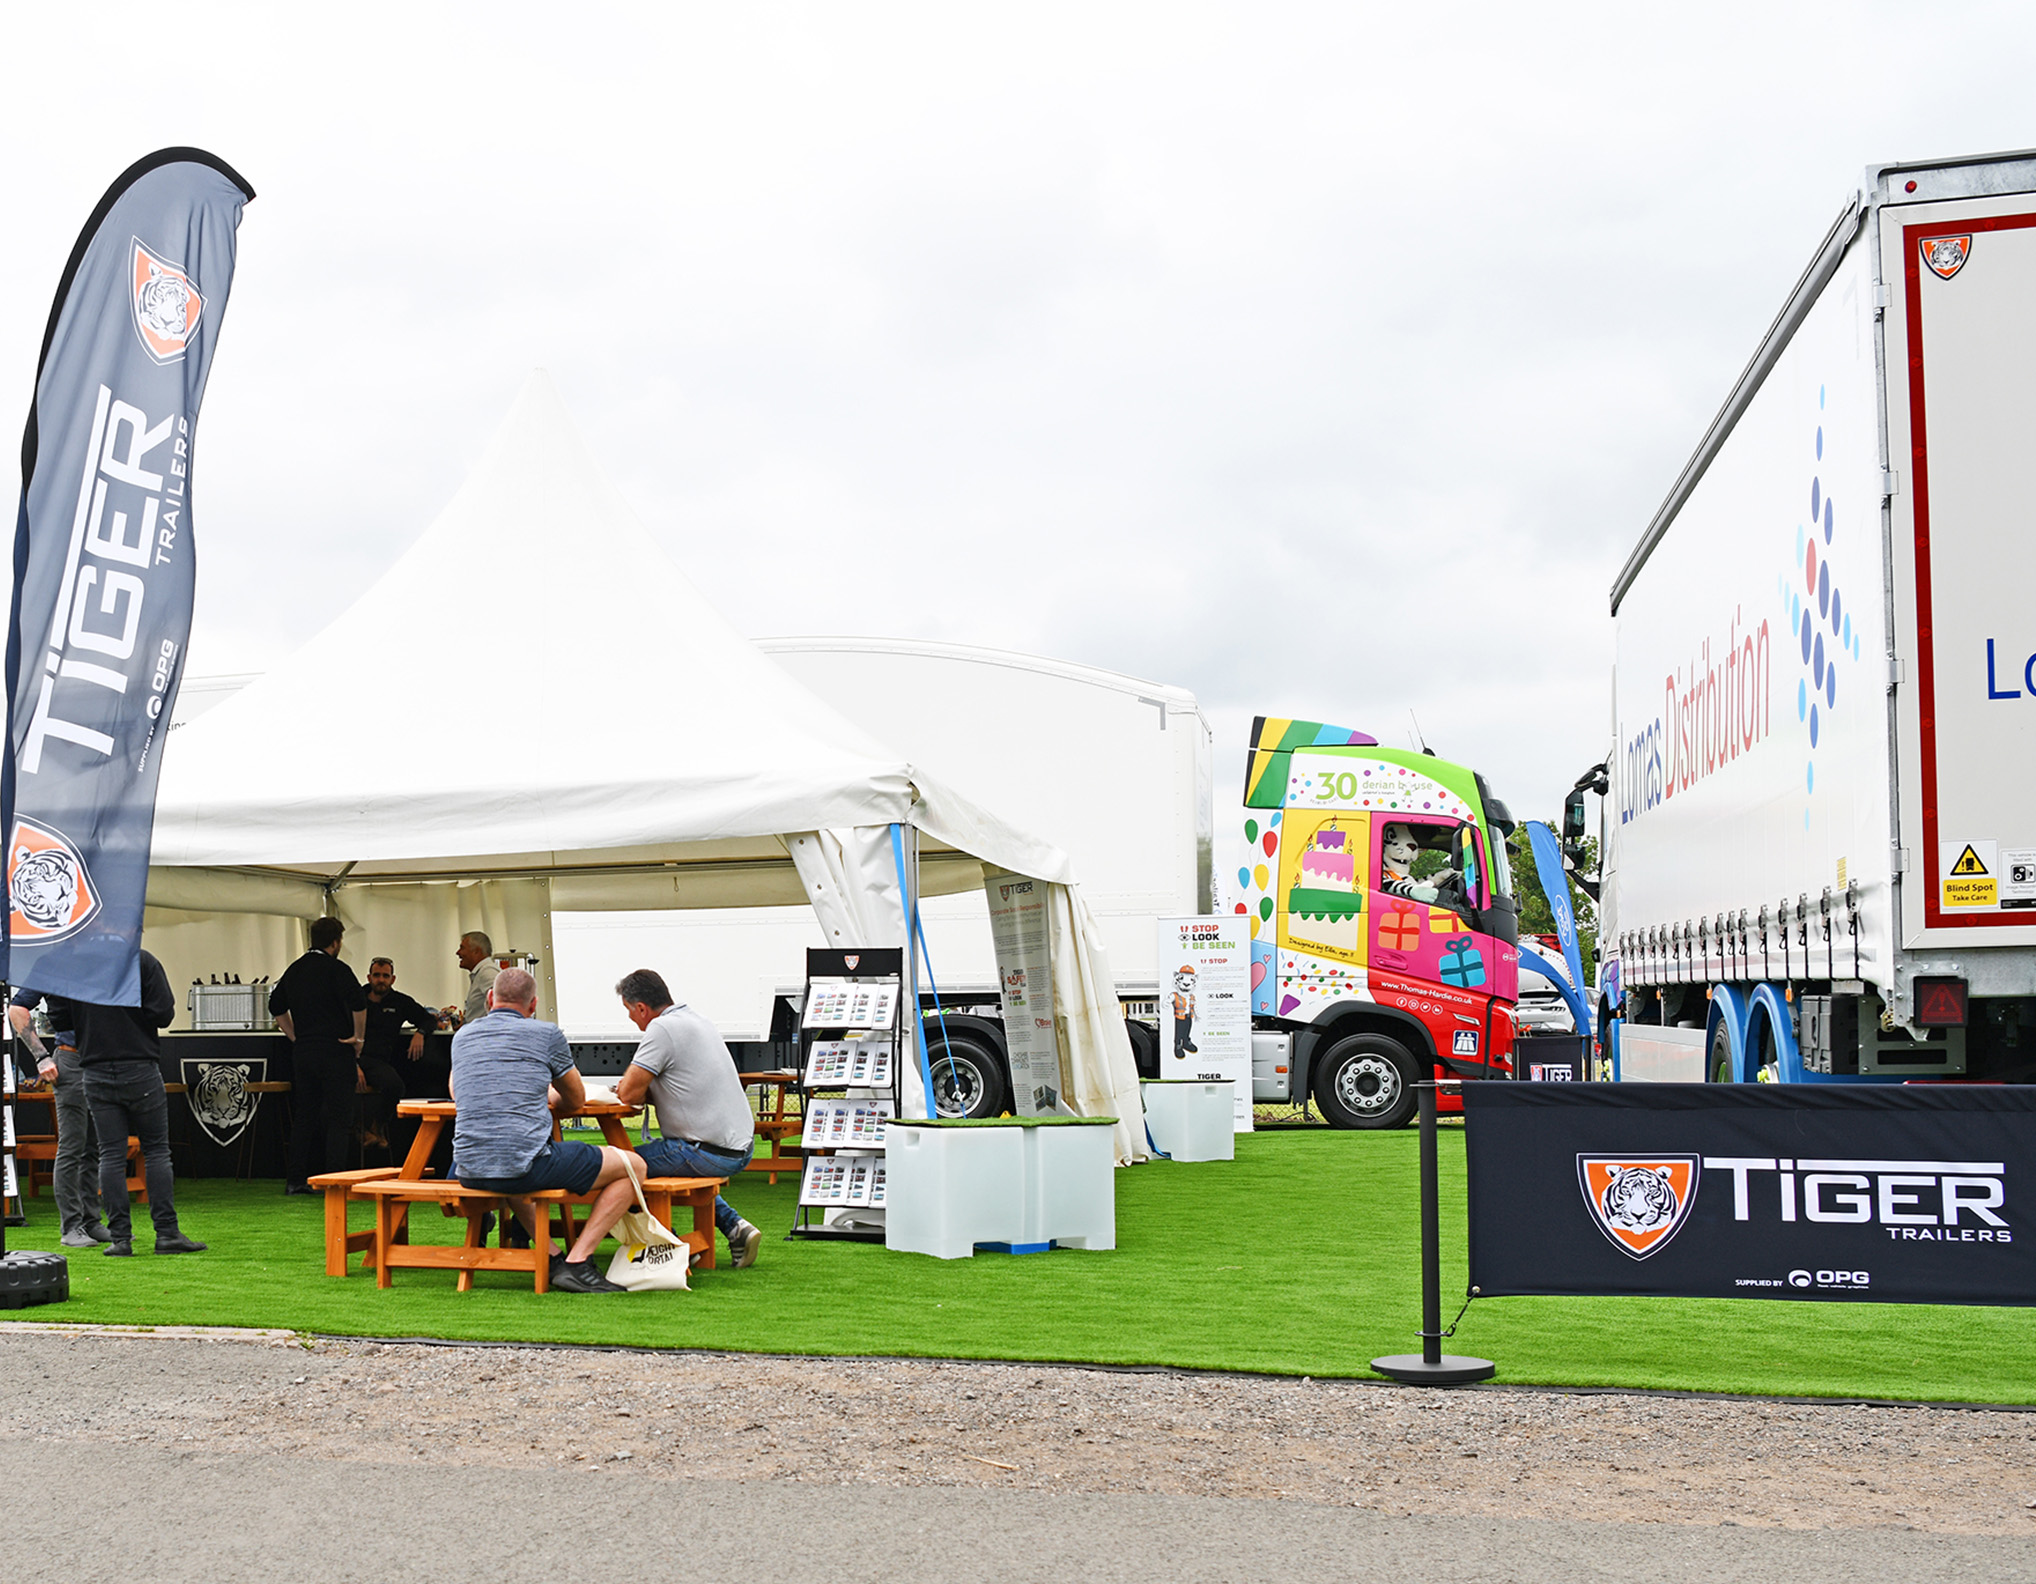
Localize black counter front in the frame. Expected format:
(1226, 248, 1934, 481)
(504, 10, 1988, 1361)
(159, 1032, 294, 1178)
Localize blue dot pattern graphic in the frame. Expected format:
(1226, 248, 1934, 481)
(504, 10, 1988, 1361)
(1792, 399, 1849, 822)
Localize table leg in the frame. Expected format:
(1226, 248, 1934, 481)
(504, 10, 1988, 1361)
(694, 1188, 715, 1272)
(374, 1196, 396, 1290)
(398, 1116, 444, 1179)
(324, 1185, 349, 1278)
(457, 1207, 483, 1293)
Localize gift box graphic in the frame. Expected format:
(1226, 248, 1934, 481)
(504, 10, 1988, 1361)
(1440, 935, 1486, 987)
(1378, 904, 1422, 952)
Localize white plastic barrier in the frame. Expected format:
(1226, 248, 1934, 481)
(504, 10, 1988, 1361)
(884, 1119, 1117, 1259)
(1140, 1080, 1235, 1161)
(1618, 1024, 1708, 1082)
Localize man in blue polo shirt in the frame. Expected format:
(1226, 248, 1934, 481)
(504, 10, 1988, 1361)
(449, 967, 639, 1293)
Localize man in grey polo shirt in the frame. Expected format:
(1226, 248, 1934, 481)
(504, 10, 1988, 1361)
(613, 968, 763, 1268)
(451, 967, 638, 1293)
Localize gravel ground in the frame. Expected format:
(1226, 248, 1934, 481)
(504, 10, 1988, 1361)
(1, 1326, 2032, 1535)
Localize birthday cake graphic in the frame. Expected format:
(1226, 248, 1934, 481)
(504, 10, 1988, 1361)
(1287, 822, 1362, 953)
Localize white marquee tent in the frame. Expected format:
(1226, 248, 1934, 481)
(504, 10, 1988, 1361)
(144, 374, 1146, 1162)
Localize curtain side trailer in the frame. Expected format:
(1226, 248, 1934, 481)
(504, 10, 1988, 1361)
(1600, 148, 2036, 1085)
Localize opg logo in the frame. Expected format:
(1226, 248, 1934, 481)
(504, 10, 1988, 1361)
(1789, 1268, 1869, 1290)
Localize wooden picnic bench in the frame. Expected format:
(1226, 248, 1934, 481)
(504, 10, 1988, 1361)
(351, 1173, 724, 1292)
(310, 1098, 722, 1287)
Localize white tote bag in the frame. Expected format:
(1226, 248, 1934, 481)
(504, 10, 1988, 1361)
(605, 1152, 691, 1292)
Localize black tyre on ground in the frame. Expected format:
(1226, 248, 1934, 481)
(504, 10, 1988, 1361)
(926, 1029, 1010, 1119)
(1124, 1018, 1160, 1081)
(0, 1250, 69, 1309)
(1311, 1032, 1420, 1130)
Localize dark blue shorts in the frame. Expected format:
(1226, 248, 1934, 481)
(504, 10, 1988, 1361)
(459, 1139, 604, 1196)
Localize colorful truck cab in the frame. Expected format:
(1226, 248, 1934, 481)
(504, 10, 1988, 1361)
(1235, 716, 1521, 1126)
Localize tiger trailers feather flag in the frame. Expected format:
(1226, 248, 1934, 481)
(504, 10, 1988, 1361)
(5, 149, 253, 1005)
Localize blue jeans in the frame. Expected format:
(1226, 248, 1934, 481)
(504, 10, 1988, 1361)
(637, 1136, 751, 1239)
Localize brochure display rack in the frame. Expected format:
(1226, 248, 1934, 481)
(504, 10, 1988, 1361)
(790, 947, 904, 1244)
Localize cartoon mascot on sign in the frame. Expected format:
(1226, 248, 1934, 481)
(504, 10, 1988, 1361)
(1171, 964, 1199, 1060)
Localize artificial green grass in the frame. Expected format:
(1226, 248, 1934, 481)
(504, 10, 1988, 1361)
(6, 1127, 2033, 1404)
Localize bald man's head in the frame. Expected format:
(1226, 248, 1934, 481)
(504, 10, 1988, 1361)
(490, 967, 538, 1013)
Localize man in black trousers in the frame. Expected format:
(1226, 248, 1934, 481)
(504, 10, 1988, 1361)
(268, 916, 368, 1194)
(73, 944, 205, 1257)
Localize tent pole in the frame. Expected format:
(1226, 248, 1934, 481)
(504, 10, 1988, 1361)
(891, 824, 933, 1118)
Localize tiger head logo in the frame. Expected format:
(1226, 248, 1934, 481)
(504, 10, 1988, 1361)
(130, 239, 204, 363)
(1922, 234, 1971, 281)
(1577, 1155, 1699, 1259)
(8, 819, 99, 942)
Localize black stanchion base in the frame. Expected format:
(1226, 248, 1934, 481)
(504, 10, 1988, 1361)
(1371, 1353, 1495, 1386)
(0, 1250, 70, 1309)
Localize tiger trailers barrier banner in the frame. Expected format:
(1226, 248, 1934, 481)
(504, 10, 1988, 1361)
(1463, 1083, 2036, 1306)
(5, 149, 253, 1004)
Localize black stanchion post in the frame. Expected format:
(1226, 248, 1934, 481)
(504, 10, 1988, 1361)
(1372, 1082, 1493, 1386)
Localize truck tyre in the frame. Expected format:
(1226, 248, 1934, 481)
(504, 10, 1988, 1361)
(1312, 1033, 1419, 1130)
(1709, 1019, 1736, 1083)
(926, 1030, 1009, 1119)
(1124, 1019, 1160, 1081)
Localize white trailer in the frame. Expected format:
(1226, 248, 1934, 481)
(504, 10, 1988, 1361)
(551, 638, 1212, 1108)
(1598, 148, 2036, 1085)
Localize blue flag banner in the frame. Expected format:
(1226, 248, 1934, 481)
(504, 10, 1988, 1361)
(6, 149, 252, 1004)
(1524, 819, 1587, 1010)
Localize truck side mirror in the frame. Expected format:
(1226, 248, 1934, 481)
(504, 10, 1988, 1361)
(1562, 789, 1587, 843)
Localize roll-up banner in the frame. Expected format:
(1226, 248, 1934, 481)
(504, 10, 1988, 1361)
(1464, 1083, 2036, 1306)
(6, 149, 253, 1005)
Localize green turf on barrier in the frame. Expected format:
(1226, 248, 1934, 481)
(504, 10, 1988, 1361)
(5, 1128, 2031, 1403)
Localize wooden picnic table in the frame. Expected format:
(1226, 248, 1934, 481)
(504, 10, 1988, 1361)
(312, 1098, 673, 1279)
(739, 1070, 804, 1183)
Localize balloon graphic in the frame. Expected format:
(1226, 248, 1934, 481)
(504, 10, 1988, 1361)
(1262, 832, 1277, 857)
(1253, 863, 1269, 890)
(1258, 897, 1274, 921)
(1245, 819, 1259, 842)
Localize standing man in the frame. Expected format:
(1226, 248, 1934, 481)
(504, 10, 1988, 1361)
(444, 931, 500, 1028)
(612, 968, 763, 1268)
(72, 945, 205, 1257)
(8, 988, 110, 1247)
(268, 916, 368, 1193)
(450, 968, 637, 1293)
(363, 955, 445, 1113)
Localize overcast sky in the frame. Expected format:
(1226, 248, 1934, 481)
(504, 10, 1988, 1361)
(5, 4, 2036, 825)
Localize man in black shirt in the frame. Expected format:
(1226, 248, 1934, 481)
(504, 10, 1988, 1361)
(362, 956, 443, 1149)
(73, 946, 205, 1256)
(268, 915, 368, 1192)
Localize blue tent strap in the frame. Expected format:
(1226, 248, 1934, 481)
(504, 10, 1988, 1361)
(889, 824, 940, 1114)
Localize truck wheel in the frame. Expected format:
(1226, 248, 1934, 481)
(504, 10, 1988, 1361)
(1124, 1019, 1160, 1081)
(1709, 1020, 1737, 1083)
(927, 1032, 1008, 1119)
(1312, 1033, 1419, 1130)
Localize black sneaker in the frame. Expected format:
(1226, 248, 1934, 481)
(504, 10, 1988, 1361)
(155, 1233, 207, 1255)
(549, 1258, 627, 1294)
(102, 1241, 133, 1257)
(284, 1184, 314, 1196)
(726, 1219, 763, 1269)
